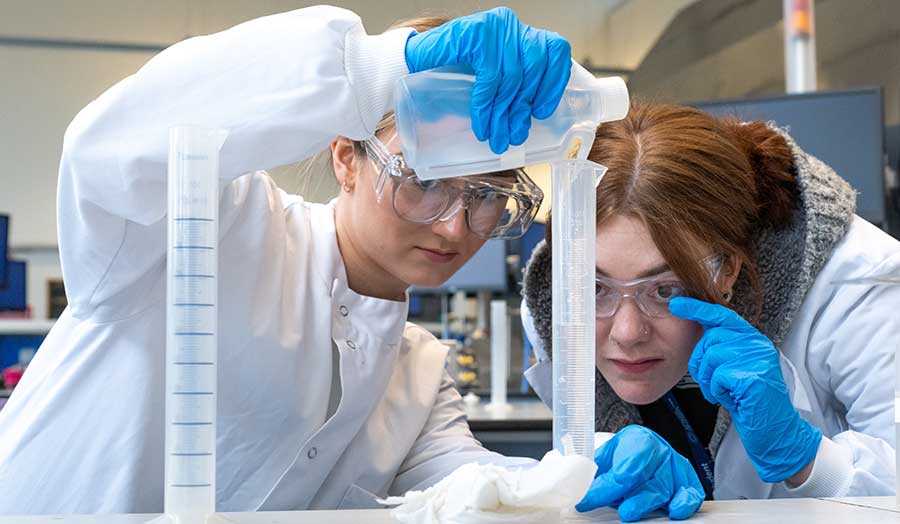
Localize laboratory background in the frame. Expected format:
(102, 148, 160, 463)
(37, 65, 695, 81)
(0, 0, 898, 521)
(1, 0, 899, 457)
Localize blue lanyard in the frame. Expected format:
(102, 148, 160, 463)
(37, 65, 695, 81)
(662, 391, 715, 496)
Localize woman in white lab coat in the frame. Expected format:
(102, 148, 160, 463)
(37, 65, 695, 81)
(0, 6, 572, 514)
(522, 102, 899, 521)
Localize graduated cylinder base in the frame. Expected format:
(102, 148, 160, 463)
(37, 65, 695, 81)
(147, 513, 240, 524)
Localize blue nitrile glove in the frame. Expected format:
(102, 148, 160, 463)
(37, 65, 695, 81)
(669, 297, 822, 483)
(404, 7, 572, 154)
(576, 425, 705, 522)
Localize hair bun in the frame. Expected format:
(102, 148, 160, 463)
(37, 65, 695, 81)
(721, 120, 798, 228)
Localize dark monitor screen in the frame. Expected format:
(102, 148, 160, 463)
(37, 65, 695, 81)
(412, 238, 508, 292)
(0, 260, 26, 311)
(886, 124, 899, 174)
(694, 88, 885, 225)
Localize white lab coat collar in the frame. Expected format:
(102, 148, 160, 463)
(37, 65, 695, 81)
(309, 199, 409, 346)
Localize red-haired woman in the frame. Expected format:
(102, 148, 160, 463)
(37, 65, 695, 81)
(523, 102, 899, 521)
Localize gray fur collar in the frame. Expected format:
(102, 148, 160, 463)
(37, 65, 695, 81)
(521, 126, 856, 454)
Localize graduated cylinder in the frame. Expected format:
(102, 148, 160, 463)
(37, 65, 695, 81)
(551, 159, 605, 460)
(165, 126, 227, 519)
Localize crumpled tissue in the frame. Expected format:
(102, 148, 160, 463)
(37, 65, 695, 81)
(378, 450, 597, 524)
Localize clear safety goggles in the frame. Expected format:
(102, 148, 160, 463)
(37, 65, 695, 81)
(362, 135, 544, 240)
(596, 255, 723, 319)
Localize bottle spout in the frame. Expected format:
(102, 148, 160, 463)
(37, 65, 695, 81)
(568, 61, 630, 123)
(591, 76, 630, 123)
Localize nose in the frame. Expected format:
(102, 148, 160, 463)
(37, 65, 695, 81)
(607, 298, 651, 348)
(431, 199, 470, 242)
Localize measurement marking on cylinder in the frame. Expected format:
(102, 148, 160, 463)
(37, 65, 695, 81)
(173, 303, 215, 307)
(172, 391, 214, 395)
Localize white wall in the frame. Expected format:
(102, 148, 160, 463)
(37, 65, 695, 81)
(0, 46, 156, 248)
(590, 0, 696, 70)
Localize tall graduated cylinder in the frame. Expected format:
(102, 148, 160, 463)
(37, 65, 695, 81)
(165, 127, 227, 518)
(552, 159, 605, 460)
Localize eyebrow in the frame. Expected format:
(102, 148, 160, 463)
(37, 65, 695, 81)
(596, 263, 672, 279)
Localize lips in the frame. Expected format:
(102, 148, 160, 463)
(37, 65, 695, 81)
(608, 357, 663, 374)
(417, 247, 459, 264)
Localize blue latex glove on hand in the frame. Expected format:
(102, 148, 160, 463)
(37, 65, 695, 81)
(670, 297, 822, 483)
(576, 425, 705, 522)
(404, 7, 572, 154)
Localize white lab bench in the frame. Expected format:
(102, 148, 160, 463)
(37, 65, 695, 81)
(462, 396, 552, 429)
(1, 497, 897, 523)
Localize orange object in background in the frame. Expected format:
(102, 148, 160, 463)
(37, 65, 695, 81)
(789, 0, 813, 36)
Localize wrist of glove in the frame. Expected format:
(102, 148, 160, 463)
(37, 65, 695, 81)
(727, 372, 822, 483)
(670, 297, 823, 483)
(576, 425, 705, 522)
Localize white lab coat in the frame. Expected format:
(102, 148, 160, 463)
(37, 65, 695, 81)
(0, 6, 528, 515)
(524, 215, 899, 499)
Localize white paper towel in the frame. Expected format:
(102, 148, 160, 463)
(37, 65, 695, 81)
(378, 450, 597, 524)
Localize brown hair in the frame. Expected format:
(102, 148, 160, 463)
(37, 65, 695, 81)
(558, 101, 798, 320)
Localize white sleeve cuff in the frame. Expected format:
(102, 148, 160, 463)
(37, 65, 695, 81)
(783, 436, 854, 497)
(343, 26, 414, 136)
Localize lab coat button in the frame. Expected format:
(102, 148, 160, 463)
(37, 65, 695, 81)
(346, 340, 356, 350)
(339, 305, 349, 316)
(307, 447, 318, 460)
